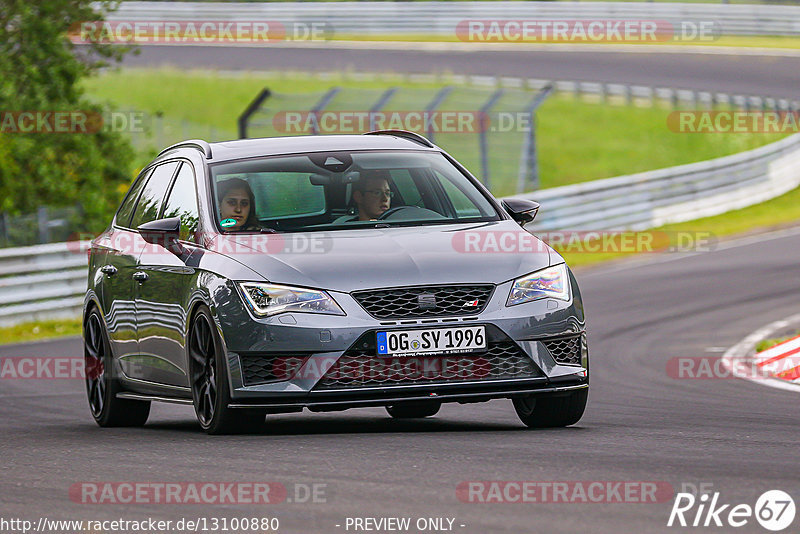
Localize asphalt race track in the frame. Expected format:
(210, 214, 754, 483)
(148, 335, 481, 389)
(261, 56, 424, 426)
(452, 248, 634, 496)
(2, 229, 800, 533)
(122, 44, 800, 98)
(2, 45, 799, 533)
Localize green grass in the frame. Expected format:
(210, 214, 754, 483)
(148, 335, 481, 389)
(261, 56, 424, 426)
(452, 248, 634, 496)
(756, 333, 800, 353)
(83, 68, 784, 196)
(0, 318, 82, 345)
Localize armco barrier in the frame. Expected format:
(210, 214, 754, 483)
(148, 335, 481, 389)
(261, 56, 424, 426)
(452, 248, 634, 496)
(0, 242, 89, 327)
(3, 132, 800, 326)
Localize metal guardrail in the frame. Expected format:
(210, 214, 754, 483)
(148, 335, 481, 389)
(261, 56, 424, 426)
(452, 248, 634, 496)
(110, 2, 800, 37)
(3, 129, 800, 326)
(0, 242, 88, 327)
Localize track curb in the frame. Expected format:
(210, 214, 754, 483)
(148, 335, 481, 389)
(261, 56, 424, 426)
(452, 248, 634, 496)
(721, 312, 800, 393)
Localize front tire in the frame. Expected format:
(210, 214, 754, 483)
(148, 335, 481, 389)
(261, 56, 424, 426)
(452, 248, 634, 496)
(188, 306, 265, 434)
(513, 388, 587, 428)
(84, 309, 150, 427)
(386, 401, 441, 419)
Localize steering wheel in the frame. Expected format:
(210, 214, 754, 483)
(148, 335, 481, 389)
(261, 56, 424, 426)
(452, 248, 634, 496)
(377, 206, 413, 220)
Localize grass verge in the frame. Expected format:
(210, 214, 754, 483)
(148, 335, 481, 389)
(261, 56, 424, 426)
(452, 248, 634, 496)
(0, 318, 82, 345)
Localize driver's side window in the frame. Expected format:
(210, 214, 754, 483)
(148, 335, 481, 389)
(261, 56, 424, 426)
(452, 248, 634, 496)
(162, 163, 200, 243)
(130, 161, 180, 229)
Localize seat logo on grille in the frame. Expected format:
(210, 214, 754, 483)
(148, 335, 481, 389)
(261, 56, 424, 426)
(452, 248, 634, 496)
(418, 293, 437, 309)
(462, 299, 480, 308)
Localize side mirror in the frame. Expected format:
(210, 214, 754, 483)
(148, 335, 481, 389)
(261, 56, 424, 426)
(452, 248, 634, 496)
(137, 217, 184, 255)
(501, 198, 540, 226)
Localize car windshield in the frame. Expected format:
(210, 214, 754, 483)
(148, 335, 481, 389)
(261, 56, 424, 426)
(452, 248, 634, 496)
(209, 150, 500, 232)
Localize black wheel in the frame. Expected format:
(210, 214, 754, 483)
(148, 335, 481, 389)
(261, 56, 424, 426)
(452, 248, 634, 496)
(386, 401, 441, 419)
(84, 309, 150, 427)
(513, 388, 588, 428)
(188, 306, 265, 434)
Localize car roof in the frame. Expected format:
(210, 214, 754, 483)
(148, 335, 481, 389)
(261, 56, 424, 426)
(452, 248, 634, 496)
(158, 134, 439, 164)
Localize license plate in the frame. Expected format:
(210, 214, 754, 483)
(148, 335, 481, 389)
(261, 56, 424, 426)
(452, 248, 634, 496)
(376, 326, 486, 357)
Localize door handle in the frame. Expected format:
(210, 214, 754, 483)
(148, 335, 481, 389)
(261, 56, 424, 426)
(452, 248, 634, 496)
(100, 265, 117, 277)
(132, 271, 149, 283)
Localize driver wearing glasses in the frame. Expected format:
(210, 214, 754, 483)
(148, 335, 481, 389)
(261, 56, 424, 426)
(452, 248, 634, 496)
(352, 170, 394, 221)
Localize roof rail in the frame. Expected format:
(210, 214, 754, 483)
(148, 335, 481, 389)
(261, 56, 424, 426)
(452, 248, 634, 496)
(364, 130, 435, 148)
(157, 139, 213, 159)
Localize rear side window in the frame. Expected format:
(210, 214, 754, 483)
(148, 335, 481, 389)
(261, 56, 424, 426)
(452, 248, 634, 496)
(130, 161, 180, 229)
(115, 168, 152, 227)
(161, 163, 200, 242)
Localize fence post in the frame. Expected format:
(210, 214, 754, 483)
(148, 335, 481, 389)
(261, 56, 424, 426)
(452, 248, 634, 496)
(37, 207, 49, 244)
(0, 212, 8, 246)
(424, 86, 453, 143)
(238, 88, 272, 139)
(368, 87, 398, 131)
(478, 89, 505, 190)
(310, 87, 341, 135)
(517, 84, 554, 194)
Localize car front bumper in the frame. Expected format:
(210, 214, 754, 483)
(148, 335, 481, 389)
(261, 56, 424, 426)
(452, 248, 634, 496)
(215, 275, 588, 408)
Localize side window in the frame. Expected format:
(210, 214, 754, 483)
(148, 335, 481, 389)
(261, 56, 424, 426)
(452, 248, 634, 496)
(161, 163, 200, 242)
(436, 171, 482, 218)
(390, 169, 423, 207)
(115, 168, 152, 228)
(130, 161, 180, 229)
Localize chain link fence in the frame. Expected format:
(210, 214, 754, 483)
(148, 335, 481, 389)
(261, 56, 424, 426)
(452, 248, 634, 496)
(243, 82, 553, 197)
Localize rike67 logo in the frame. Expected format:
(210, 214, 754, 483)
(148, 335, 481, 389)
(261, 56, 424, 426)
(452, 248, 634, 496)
(668, 490, 795, 531)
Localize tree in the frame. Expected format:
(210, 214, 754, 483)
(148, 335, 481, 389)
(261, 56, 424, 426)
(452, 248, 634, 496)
(0, 0, 136, 232)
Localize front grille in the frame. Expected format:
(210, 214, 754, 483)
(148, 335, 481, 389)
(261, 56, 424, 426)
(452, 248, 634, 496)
(314, 339, 541, 390)
(352, 285, 494, 319)
(542, 334, 583, 366)
(239, 353, 310, 386)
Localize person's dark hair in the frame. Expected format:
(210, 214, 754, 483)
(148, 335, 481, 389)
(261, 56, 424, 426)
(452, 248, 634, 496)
(354, 169, 391, 192)
(216, 177, 259, 229)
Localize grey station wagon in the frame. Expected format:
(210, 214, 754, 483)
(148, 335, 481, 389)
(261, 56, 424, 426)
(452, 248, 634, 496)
(83, 130, 588, 434)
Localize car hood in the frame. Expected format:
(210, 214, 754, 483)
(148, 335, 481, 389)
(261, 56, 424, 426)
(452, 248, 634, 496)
(210, 220, 554, 293)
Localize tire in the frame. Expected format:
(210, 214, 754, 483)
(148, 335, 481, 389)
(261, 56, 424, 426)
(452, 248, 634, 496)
(513, 388, 588, 428)
(386, 401, 441, 419)
(84, 309, 150, 427)
(188, 306, 265, 435)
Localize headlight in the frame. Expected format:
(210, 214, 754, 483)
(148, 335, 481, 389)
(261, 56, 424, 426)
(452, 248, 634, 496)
(507, 264, 570, 306)
(239, 282, 345, 317)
